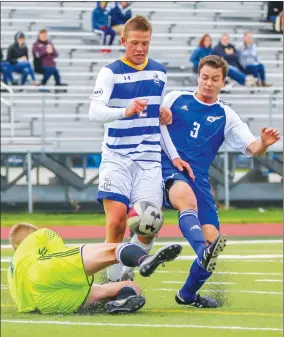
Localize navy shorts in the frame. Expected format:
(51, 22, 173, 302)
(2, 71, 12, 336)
(163, 167, 220, 229)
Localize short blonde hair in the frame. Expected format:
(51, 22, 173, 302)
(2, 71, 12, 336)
(9, 222, 38, 250)
(123, 15, 152, 38)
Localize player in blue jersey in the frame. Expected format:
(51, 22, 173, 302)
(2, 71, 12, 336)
(88, 16, 173, 282)
(161, 55, 281, 308)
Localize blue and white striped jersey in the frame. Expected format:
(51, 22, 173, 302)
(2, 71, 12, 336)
(90, 57, 167, 169)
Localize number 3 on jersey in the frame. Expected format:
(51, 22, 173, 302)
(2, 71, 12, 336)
(190, 122, 200, 138)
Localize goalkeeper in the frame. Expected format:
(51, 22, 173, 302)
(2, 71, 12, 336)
(7, 223, 181, 315)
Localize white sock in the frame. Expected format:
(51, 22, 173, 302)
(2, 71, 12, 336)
(122, 234, 155, 278)
(107, 263, 123, 282)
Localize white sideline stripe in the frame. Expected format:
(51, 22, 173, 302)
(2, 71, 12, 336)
(255, 279, 283, 283)
(154, 288, 283, 295)
(1, 320, 281, 331)
(1, 285, 8, 289)
(1, 239, 282, 249)
(135, 270, 283, 276)
(162, 281, 236, 285)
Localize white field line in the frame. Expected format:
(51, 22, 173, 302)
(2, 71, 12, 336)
(1, 285, 8, 289)
(135, 271, 283, 276)
(1, 240, 282, 249)
(1, 319, 282, 331)
(1, 254, 282, 263)
(162, 281, 236, 285)
(255, 279, 283, 283)
(154, 288, 283, 295)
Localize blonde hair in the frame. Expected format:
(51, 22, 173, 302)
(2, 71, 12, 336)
(9, 222, 38, 250)
(123, 15, 152, 38)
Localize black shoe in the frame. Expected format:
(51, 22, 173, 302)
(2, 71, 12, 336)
(139, 244, 182, 277)
(175, 291, 218, 308)
(201, 234, 226, 272)
(105, 295, 145, 314)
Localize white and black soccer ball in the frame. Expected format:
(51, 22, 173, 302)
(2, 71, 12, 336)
(127, 201, 164, 236)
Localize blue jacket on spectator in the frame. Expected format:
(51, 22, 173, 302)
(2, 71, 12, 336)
(110, 2, 132, 26)
(92, 2, 109, 30)
(213, 42, 242, 70)
(190, 47, 213, 73)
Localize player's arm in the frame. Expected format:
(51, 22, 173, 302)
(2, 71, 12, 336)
(161, 92, 195, 180)
(159, 75, 172, 125)
(224, 106, 280, 157)
(89, 67, 147, 123)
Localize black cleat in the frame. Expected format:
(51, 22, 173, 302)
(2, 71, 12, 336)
(105, 295, 145, 314)
(139, 244, 182, 277)
(175, 291, 218, 308)
(201, 234, 226, 272)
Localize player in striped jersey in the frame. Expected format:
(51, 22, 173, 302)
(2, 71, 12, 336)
(89, 15, 181, 282)
(7, 223, 182, 314)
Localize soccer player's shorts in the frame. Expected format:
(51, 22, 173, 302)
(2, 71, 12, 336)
(97, 154, 163, 209)
(163, 167, 220, 229)
(28, 246, 94, 314)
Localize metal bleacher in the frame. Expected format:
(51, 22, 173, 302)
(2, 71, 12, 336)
(1, 1, 283, 152)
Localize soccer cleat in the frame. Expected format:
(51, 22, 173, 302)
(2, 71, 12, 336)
(175, 291, 218, 308)
(139, 244, 182, 277)
(105, 295, 145, 314)
(201, 234, 226, 272)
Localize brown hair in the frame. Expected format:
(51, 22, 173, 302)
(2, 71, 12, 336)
(199, 34, 212, 48)
(9, 222, 38, 250)
(198, 55, 228, 80)
(123, 15, 152, 38)
(243, 31, 252, 49)
(39, 28, 48, 34)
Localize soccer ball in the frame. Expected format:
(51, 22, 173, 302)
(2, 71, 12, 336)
(127, 201, 164, 236)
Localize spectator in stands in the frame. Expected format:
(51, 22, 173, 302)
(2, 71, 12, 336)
(7, 32, 39, 86)
(267, 1, 283, 24)
(32, 29, 64, 86)
(190, 34, 213, 73)
(92, 2, 116, 51)
(110, 2, 132, 36)
(274, 10, 284, 32)
(213, 33, 256, 87)
(1, 48, 15, 85)
(239, 32, 272, 87)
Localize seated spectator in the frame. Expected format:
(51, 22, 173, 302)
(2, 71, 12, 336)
(110, 2, 132, 36)
(275, 10, 284, 32)
(213, 33, 256, 87)
(7, 32, 39, 86)
(1, 48, 15, 85)
(92, 1, 116, 51)
(267, 1, 283, 24)
(32, 29, 65, 87)
(239, 32, 272, 87)
(190, 34, 213, 73)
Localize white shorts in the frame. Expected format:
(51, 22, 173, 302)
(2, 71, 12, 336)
(97, 153, 163, 209)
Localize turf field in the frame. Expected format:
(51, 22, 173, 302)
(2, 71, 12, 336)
(1, 239, 283, 337)
(1, 208, 282, 226)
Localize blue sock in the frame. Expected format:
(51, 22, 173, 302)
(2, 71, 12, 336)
(178, 209, 207, 260)
(180, 258, 212, 303)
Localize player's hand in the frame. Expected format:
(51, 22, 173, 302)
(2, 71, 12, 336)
(125, 99, 148, 118)
(159, 106, 172, 125)
(260, 127, 281, 147)
(172, 157, 195, 181)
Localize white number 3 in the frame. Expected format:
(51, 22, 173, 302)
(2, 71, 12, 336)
(190, 122, 200, 138)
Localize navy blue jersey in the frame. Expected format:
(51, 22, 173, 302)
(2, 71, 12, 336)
(161, 91, 256, 176)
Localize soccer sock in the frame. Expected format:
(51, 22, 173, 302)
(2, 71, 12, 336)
(116, 243, 148, 267)
(180, 258, 212, 303)
(107, 263, 123, 282)
(178, 209, 207, 261)
(115, 286, 139, 300)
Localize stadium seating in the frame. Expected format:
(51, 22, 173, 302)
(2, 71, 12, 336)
(1, 1, 283, 152)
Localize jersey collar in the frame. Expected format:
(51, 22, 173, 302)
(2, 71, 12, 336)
(193, 90, 220, 106)
(120, 57, 148, 71)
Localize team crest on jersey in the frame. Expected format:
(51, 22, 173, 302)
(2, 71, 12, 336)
(207, 116, 224, 123)
(153, 73, 160, 86)
(92, 88, 103, 97)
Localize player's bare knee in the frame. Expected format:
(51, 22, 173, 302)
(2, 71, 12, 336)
(169, 182, 197, 211)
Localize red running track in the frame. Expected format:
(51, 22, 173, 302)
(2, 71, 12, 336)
(1, 224, 282, 240)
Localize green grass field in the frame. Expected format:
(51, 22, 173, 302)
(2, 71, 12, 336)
(1, 240, 283, 337)
(1, 208, 282, 227)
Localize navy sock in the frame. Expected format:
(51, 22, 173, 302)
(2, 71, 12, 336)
(178, 209, 207, 260)
(180, 258, 212, 303)
(115, 286, 138, 300)
(117, 243, 148, 267)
